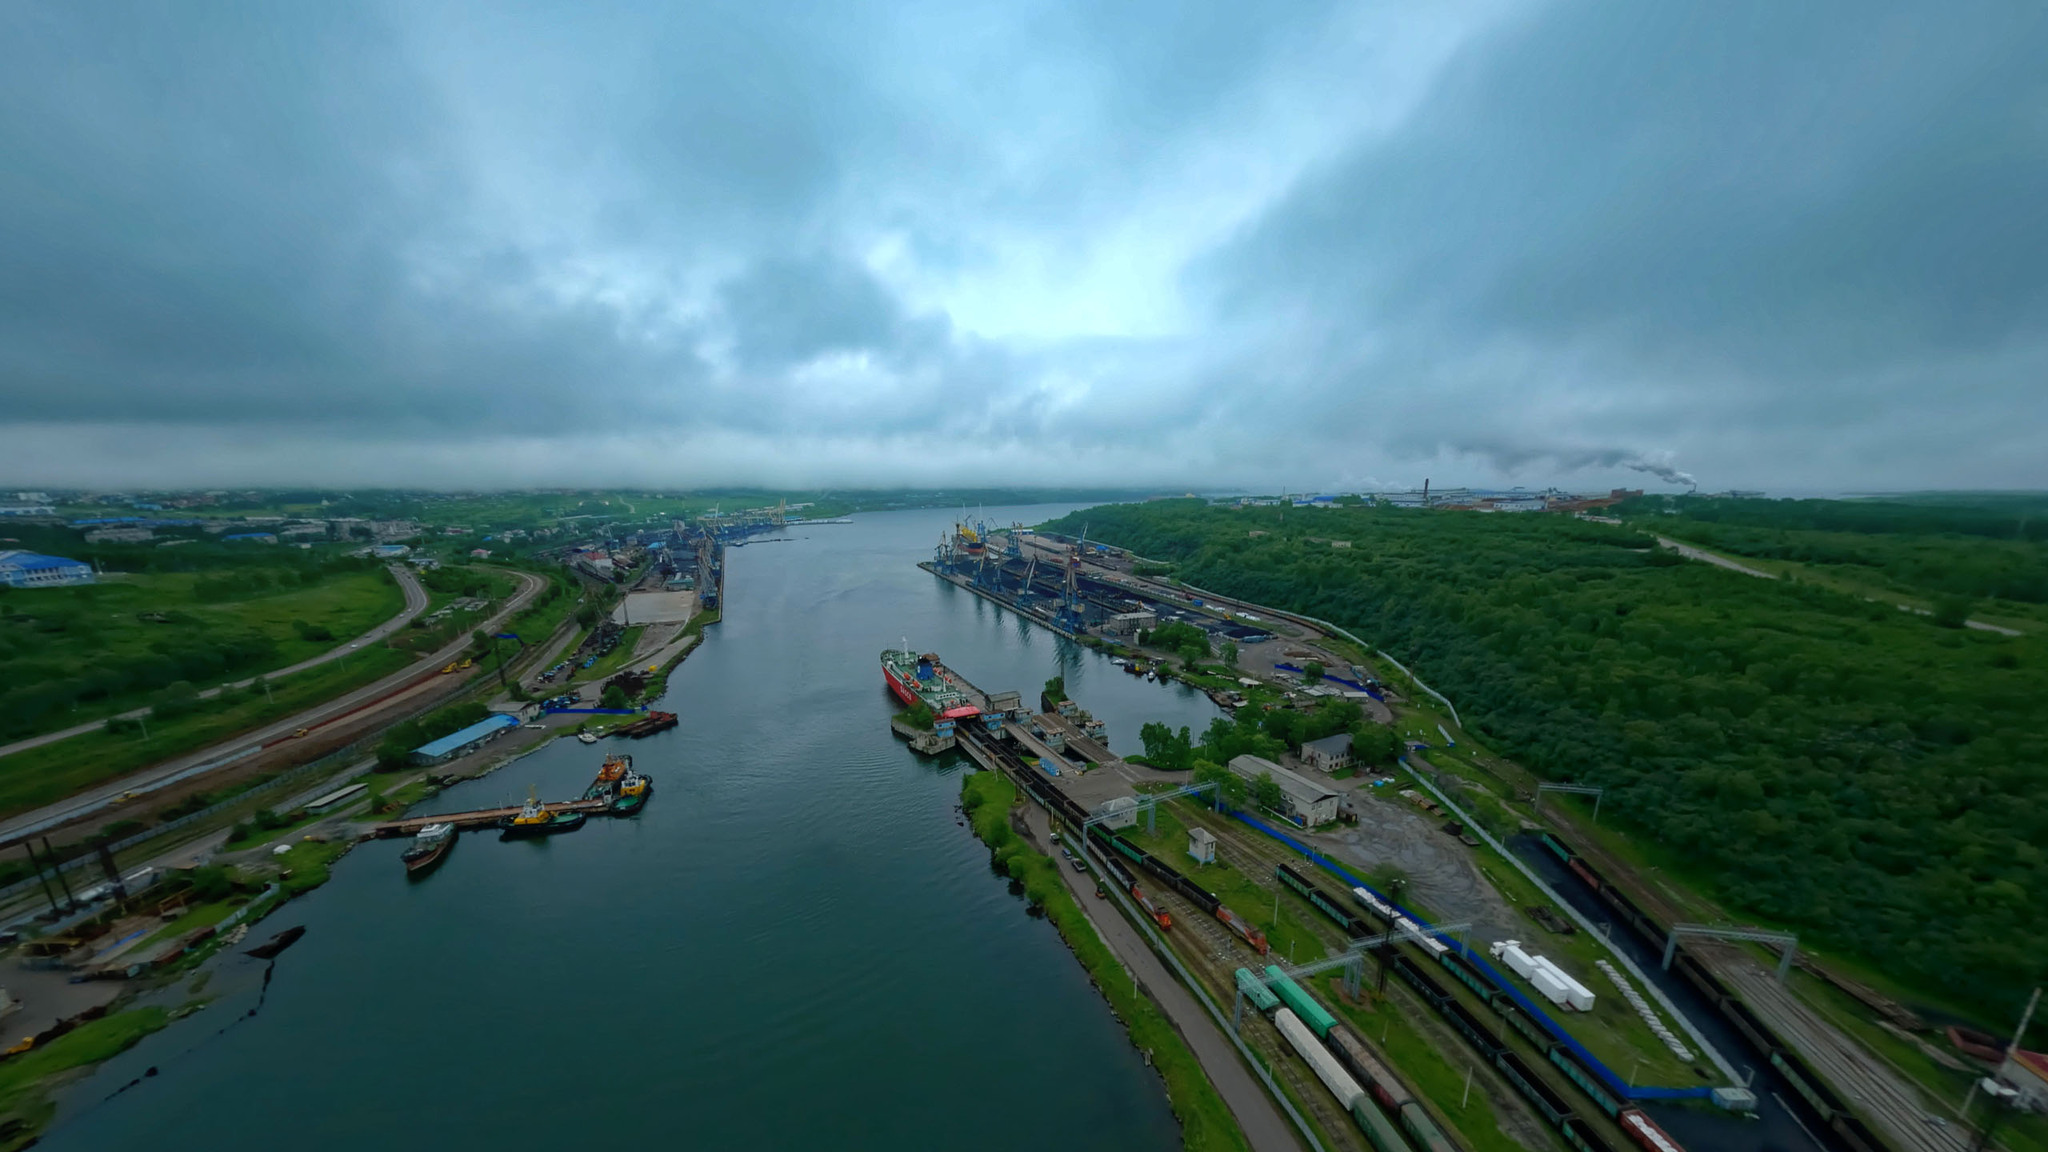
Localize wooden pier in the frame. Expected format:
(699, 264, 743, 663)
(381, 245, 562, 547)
(372, 798, 611, 838)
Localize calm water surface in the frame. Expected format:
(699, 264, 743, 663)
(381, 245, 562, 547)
(47, 505, 1219, 1151)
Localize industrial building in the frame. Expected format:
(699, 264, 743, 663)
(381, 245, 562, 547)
(0, 551, 93, 588)
(1300, 733, 1353, 774)
(1227, 754, 1339, 826)
(410, 713, 520, 765)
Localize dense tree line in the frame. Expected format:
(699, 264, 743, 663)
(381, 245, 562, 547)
(1621, 495, 2048, 603)
(1046, 500, 2048, 1015)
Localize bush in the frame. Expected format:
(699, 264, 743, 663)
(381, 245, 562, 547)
(291, 619, 336, 642)
(150, 681, 202, 719)
(187, 866, 236, 903)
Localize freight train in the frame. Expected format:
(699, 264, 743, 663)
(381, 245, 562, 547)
(1276, 863, 1375, 937)
(1342, 876, 1686, 1152)
(1535, 834, 1890, 1152)
(1006, 761, 1267, 953)
(1241, 965, 1456, 1151)
(1098, 827, 1266, 952)
(1099, 853, 1172, 930)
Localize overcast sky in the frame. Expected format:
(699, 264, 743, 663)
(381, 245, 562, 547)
(2, 1, 2043, 494)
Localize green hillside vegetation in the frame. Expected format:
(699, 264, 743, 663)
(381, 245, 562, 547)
(1619, 493, 2048, 606)
(0, 558, 399, 741)
(1042, 499, 2048, 1017)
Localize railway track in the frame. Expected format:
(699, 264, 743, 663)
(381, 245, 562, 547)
(1139, 870, 1367, 1152)
(1717, 955, 1970, 1152)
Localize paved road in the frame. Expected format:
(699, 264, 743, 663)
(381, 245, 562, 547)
(1655, 536, 1777, 579)
(0, 565, 432, 761)
(0, 570, 547, 846)
(1020, 805, 1305, 1152)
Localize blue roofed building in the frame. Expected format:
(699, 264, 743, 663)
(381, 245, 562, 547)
(0, 551, 94, 588)
(410, 713, 520, 765)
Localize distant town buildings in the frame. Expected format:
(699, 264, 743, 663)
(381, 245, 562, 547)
(0, 551, 94, 588)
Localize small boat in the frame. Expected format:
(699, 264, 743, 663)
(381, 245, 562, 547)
(245, 925, 306, 960)
(577, 732, 599, 745)
(401, 822, 456, 876)
(611, 768, 653, 815)
(1145, 670, 1157, 682)
(498, 788, 587, 838)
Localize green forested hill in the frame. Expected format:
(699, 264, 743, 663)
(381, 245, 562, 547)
(1616, 494, 2048, 605)
(1043, 500, 2048, 1013)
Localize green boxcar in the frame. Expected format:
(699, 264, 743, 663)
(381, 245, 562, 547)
(1263, 965, 1338, 1038)
(1235, 967, 1281, 1013)
(1350, 1100, 1416, 1152)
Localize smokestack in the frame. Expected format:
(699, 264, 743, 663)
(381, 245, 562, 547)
(1422, 478, 1430, 506)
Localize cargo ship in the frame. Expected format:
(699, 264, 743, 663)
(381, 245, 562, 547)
(401, 822, 456, 876)
(881, 644, 980, 717)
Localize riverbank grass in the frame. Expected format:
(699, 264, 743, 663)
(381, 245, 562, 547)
(0, 1006, 170, 1148)
(961, 771, 1249, 1152)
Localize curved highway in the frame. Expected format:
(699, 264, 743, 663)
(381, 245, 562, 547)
(0, 565, 432, 760)
(0, 569, 548, 845)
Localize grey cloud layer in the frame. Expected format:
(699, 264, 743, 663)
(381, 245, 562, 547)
(0, 0, 2041, 490)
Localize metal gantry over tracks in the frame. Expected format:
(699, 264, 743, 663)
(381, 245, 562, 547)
(1230, 920, 1474, 1033)
(1663, 924, 1800, 982)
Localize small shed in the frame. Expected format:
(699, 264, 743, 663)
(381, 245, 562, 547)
(1187, 827, 1216, 865)
(1091, 795, 1139, 831)
(306, 782, 368, 814)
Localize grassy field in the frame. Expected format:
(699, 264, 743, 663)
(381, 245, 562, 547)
(962, 770, 1250, 1152)
(0, 645, 414, 818)
(0, 566, 402, 740)
(135, 899, 241, 950)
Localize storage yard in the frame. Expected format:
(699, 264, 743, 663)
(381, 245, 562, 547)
(897, 518, 2033, 1152)
(893, 637, 1733, 1152)
(904, 517, 2037, 1152)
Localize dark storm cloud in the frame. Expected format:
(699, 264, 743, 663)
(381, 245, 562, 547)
(1201, 1, 2048, 487)
(0, 0, 2041, 489)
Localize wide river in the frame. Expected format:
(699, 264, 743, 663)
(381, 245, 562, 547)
(47, 505, 1224, 1151)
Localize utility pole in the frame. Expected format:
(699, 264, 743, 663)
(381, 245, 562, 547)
(42, 838, 75, 911)
(23, 843, 58, 916)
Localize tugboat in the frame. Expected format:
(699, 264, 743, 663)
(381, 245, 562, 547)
(582, 752, 631, 801)
(498, 788, 586, 838)
(611, 766, 653, 815)
(401, 822, 456, 876)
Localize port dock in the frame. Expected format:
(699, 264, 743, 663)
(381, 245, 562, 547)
(371, 798, 611, 838)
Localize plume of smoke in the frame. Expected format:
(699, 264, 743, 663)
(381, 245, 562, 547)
(1449, 440, 1698, 489)
(1626, 459, 1696, 489)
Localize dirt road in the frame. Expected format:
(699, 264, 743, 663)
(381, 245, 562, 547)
(1019, 804, 1306, 1152)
